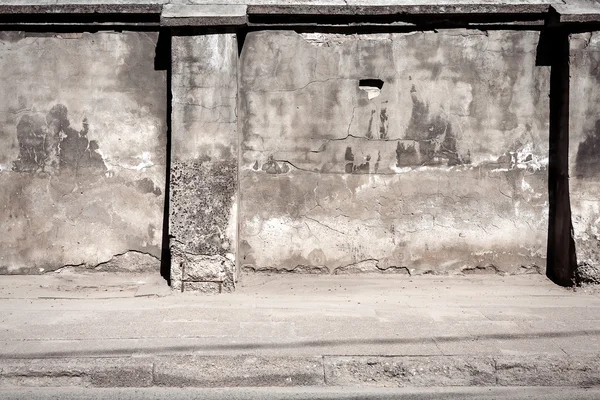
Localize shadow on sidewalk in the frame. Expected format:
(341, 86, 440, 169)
(4, 329, 598, 358)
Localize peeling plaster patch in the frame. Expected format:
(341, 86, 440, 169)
(333, 259, 411, 275)
(461, 264, 503, 275)
(170, 159, 236, 258)
(300, 32, 392, 47)
(243, 265, 328, 274)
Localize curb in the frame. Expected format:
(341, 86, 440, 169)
(2, 354, 600, 388)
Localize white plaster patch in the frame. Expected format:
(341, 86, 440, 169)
(359, 85, 381, 100)
(226, 196, 237, 247)
(521, 178, 533, 192)
(121, 152, 154, 171)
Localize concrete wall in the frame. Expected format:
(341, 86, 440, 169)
(570, 32, 600, 283)
(2, 26, 590, 284)
(169, 34, 238, 292)
(238, 30, 550, 275)
(0, 31, 167, 274)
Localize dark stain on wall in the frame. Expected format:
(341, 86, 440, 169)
(12, 104, 106, 176)
(366, 109, 375, 139)
(345, 146, 354, 161)
(344, 146, 355, 173)
(575, 119, 600, 178)
(0, 31, 25, 42)
(354, 155, 370, 173)
(134, 178, 162, 196)
(396, 142, 420, 166)
(343, 146, 371, 174)
(398, 86, 469, 167)
(379, 108, 389, 139)
(374, 151, 381, 172)
(405, 85, 431, 141)
(262, 155, 290, 174)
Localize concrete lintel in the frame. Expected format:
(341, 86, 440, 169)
(0, 1, 167, 14)
(247, 2, 555, 16)
(554, 0, 600, 23)
(3, 1, 600, 26)
(161, 4, 247, 26)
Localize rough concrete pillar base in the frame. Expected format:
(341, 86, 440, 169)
(168, 34, 238, 292)
(170, 242, 235, 293)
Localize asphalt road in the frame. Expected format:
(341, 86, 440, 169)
(2, 387, 600, 400)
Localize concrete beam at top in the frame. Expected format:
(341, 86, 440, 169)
(161, 4, 248, 27)
(554, 0, 600, 23)
(0, 1, 600, 26)
(246, 0, 557, 15)
(0, 0, 168, 14)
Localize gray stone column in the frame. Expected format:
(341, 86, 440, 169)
(169, 33, 238, 292)
(570, 32, 600, 285)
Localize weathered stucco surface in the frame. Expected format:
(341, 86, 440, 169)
(169, 34, 238, 292)
(0, 31, 166, 274)
(570, 32, 600, 284)
(239, 30, 549, 275)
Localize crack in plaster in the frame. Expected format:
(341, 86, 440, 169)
(303, 216, 346, 235)
(247, 77, 356, 94)
(55, 250, 159, 272)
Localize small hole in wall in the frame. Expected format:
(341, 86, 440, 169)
(359, 79, 384, 99)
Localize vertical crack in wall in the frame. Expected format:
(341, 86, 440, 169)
(543, 26, 578, 286)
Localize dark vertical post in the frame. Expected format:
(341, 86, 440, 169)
(546, 27, 577, 286)
(157, 27, 172, 285)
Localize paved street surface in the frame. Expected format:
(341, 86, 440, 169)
(2, 387, 600, 400)
(1, 272, 599, 358)
(0, 272, 599, 388)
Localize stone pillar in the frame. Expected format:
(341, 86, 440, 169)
(169, 33, 238, 292)
(545, 28, 577, 286)
(570, 32, 600, 285)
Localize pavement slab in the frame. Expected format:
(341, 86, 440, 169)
(0, 273, 599, 387)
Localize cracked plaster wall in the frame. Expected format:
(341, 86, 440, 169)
(0, 31, 167, 274)
(570, 32, 600, 281)
(239, 30, 549, 275)
(169, 34, 237, 292)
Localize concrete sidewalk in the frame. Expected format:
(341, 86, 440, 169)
(1, 273, 599, 388)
